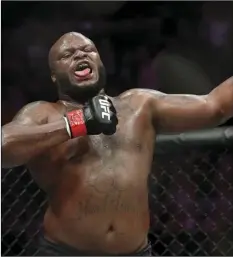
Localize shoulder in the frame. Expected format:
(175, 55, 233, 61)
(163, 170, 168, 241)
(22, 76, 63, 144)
(118, 89, 168, 117)
(12, 101, 62, 124)
(119, 88, 165, 101)
(117, 89, 165, 119)
(14, 101, 60, 116)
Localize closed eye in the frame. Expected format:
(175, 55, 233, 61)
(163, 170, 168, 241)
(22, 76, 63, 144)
(61, 52, 72, 59)
(84, 46, 95, 52)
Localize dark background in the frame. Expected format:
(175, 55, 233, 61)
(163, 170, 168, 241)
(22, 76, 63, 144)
(2, 2, 233, 256)
(2, 1, 233, 124)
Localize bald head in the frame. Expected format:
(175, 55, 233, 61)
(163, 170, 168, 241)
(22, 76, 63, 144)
(48, 32, 106, 102)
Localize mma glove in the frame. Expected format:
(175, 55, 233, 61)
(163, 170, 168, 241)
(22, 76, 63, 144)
(64, 95, 118, 138)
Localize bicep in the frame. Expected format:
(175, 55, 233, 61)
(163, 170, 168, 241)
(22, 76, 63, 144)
(1, 102, 49, 148)
(151, 92, 221, 132)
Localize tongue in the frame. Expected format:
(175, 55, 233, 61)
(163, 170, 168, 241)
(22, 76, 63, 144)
(75, 68, 91, 77)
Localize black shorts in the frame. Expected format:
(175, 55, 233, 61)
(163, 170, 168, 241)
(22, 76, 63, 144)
(36, 236, 152, 256)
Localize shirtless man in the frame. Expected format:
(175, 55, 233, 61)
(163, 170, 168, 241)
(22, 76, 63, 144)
(2, 32, 233, 256)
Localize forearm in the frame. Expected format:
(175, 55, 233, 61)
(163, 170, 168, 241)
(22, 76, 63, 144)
(2, 119, 70, 168)
(208, 77, 233, 123)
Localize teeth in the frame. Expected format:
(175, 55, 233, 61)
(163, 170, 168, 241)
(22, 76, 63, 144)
(77, 63, 89, 70)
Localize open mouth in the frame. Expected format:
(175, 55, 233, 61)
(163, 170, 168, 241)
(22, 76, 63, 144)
(74, 61, 92, 78)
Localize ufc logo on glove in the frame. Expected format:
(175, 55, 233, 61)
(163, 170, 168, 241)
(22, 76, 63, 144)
(99, 98, 111, 121)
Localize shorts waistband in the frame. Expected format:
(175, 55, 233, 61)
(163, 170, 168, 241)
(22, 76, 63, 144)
(37, 235, 152, 256)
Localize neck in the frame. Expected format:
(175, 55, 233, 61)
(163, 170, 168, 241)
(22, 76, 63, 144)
(58, 89, 106, 105)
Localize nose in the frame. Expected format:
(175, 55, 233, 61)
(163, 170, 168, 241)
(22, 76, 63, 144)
(73, 50, 87, 60)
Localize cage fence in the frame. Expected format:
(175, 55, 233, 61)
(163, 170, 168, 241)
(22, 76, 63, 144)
(2, 147, 233, 256)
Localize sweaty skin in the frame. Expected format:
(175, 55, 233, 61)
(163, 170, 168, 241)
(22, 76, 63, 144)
(2, 32, 233, 255)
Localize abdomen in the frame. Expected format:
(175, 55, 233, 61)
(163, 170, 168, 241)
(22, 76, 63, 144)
(44, 158, 150, 254)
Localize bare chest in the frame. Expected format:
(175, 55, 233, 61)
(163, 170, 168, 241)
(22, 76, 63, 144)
(64, 100, 152, 161)
(28, 97, 154, 191)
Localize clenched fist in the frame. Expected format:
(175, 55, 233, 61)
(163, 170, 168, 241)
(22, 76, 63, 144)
(65, 95, 118, 137)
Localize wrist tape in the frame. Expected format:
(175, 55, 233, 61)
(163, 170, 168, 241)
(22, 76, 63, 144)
(64, 110, 87, 138)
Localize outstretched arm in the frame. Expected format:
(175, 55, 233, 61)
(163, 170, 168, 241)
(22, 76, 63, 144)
(148, 77, 233, 133)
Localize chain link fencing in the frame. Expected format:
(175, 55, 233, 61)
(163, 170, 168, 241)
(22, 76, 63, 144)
(2, 146, 233, 256)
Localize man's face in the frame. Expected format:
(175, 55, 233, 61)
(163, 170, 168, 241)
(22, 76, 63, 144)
(50, 33, 106, 102)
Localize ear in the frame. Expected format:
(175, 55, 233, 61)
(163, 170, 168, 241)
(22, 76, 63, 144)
(51, 73, 56, 83)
